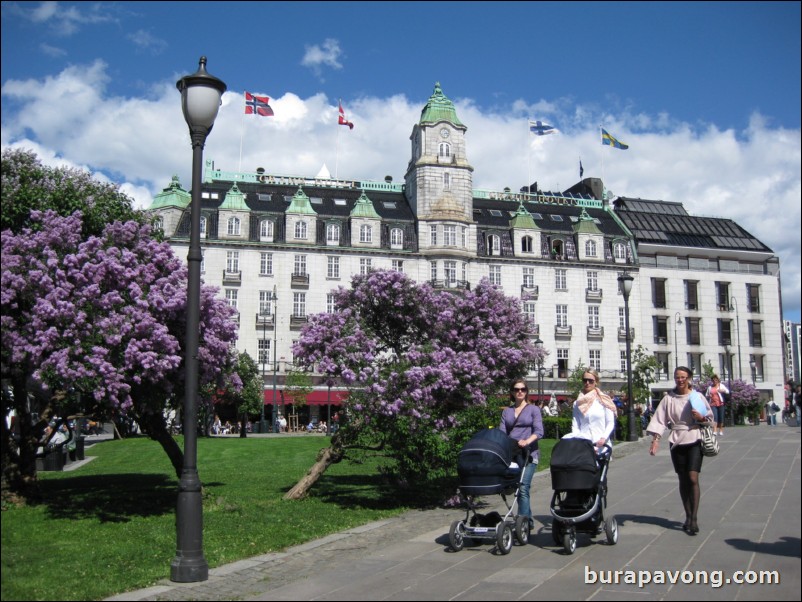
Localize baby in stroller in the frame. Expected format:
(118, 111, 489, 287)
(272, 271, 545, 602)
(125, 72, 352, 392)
(449, 428, 533, 555)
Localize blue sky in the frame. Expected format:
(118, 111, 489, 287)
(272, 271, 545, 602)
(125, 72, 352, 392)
(2, 1, 800, 320)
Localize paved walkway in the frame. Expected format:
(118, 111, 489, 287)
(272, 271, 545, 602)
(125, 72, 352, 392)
(109, 423, 800, 601)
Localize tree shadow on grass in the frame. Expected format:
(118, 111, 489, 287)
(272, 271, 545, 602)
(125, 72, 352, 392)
(38, 473, 176, 523)
(312, 473, 457, 511)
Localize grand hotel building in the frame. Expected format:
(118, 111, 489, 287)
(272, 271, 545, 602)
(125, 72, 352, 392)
(148, 84, 784, 418)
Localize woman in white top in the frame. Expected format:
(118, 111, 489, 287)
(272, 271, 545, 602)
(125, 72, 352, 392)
(563, 370, 617, 452)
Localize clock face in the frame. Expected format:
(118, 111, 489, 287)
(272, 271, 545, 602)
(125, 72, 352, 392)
(440, 128, 450, 139)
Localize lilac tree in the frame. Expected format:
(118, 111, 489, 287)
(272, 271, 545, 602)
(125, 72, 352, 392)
(285, 269, 544, 499)
(1, 211, 238, 499)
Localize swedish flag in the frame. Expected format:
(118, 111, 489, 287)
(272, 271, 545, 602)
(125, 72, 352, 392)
(601, 128, 629, 150)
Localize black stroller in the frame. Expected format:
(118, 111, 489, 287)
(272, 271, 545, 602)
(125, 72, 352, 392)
(549, 438, 618, 554)
(449, 428, 533, 555)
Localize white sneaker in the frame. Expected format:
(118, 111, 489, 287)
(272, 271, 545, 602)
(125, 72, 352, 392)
(718, 432, 724, 437)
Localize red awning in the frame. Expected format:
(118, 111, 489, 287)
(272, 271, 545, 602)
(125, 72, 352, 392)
(263, 389, 348, 406)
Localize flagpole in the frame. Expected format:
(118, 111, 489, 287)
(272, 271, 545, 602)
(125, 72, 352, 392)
(527, 119, 532, 196)
(238, 101, 245, 175)
(335, 100, 341, 180)
(600, 125, 606, 198)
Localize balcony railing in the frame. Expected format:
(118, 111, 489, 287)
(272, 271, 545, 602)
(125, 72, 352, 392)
(618, 327, 635, 340)
(585, 288, 603, 302)
(222, 270, 242, 285)
(430, 279, 470, 290)
(526, 323, 540, 337)
(255, 313, 274, 327)
(289, 315, 308, 330)
(291, 273, 310, 288)
(555, 325, 572, 338)
(654, 336, 668, 345)
(587, 326, 604, 339)
(521, 285, 539, 300)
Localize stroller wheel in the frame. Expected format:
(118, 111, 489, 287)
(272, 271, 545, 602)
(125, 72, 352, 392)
(514, 515, 530, 545)
(449, 520, 466, 552)
(551, 520, 563, 546)
(563, 530, 577, 555)
(496, 522, 513, 555)
(605, 515, 619, 545)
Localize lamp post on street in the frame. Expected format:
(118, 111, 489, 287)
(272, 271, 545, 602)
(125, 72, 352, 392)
(534, 337, 544, 404)
(271, 287, 278, 433)
(172, 56, 226, 583)
(730, 296, 743, 380)
(618, 270, 638, 441)
(725, 344, 734, 427)
(257, 308, 269, 433)
(674, 312, 683, 371)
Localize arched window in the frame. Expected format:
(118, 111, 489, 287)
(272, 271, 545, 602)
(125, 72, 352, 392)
(488, 234, 501, 256)
(443, 172, 450, 190)
(227, 216, 241, 236)
(614, 242, 627, 260)
(521, 236, 533, 253)
(153, 216, 163, 232)
(326, 223, 340, 244)
(200, 216, 207, 237)
(585, 240, 597, 257)
(294, 220, 307, 239)
(390, 227, 403, 248)
(260, 219, 274, 241)
(360, 224, 372, 243)
(439, 143, 451, 158)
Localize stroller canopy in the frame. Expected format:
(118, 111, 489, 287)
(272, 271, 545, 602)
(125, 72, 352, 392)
(550, 437, 600, 491)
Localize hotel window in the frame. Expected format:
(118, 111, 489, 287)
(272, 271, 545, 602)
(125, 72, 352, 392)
(748, 320, 763, 347)
(589, 350, 601, 371)
(715, 281, 730, 311)
(431, 261, 438, 280)
(587, 271, 599, 291)
(258, 339, 270, 365)
(225, 289, 238, 309)
(687, 318, 701, 345)
(653, 317, 668, 344)
(360, 224, 372, 243)
(294, 220, 308, 240)
(430, 225, 437, 246)
(523, 267, 535, 287)
(523, 302, 536, 327)
(556, 305, 568, 328)
(585, 240, 597, 257)
(488, 234, 501, 256)
(444, 260, 457, 283)
(685, 280, 699, 310)
(260, 252, 273, 276)
(227, 216, 241, 236)
(718, 319, 733, 346)
(360, 258, 372, 275)
(294, 255, 307, 276)
(489, 265, 501, 286)
(292, 293, 306, 317)
(620, 350, 627, 373)
(557, 348, 569, 378)
(461, 226, 467, 248)
(588, 306, 600, 329)
(747, 283, 760, 313)
(327, 256, 340, 279)
(444, 225, 456, 246)
(259, 290, 274, 315)
(652, 278, 667, 309)
(392, 260, 404, 273)
(614, 242, 626, 260)
(260, 219, 274, 241)
(390, 228, 404, 248)
(200, 216, 207, 237)
(226, 251, 239, 274)
(555, 268, 567, 290)
(522, 236, 533, 253)
(327, 293, 336, 314)
(619, 307, 626, 328)
(326, 223, 340, 244)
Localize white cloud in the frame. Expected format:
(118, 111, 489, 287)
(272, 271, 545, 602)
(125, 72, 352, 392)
(24, 1, 116, 36)
(2, 62, 800, 319)
(127, 29, 168, 55)
(301, 38, 343, 80)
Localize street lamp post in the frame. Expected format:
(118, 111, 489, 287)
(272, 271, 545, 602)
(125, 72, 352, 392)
(730, 296, 743, 380)
(674, 312, 683, 371)
(271, 288, 278, 433)
(172, 56, 226, 583)
(750, 358, 756, 386)
(618, 271, 638, 441)
(725, 344, 734, 427)
(257, 309, 268, 433)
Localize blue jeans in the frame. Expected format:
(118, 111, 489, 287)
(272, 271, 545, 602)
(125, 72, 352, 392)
(517, 460, 538, 518)
(711, 405, 726, 426)
(767, 414, 777, 425)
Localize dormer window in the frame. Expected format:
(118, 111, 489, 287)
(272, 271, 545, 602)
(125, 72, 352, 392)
(390, 227, 404, 249)
(359, 224, 372, 243)
(200, 216, 207, 237)
(585, 240, 597, 257)
(522, 236, 533, 253)
(326, 223, 340, 245)
(260, 219, 274, 242)
(294, 221, 308, 240)
(614, 242, 627, 260)
(153, 216, 164, 233)
(488, 234, 501, 256)
(227, 216, 241, 236)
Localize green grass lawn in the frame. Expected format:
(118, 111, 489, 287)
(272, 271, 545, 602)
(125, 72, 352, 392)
(1, 435, 558, 601)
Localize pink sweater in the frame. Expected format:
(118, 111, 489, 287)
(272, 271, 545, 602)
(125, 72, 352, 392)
(646, 391, 713, 446)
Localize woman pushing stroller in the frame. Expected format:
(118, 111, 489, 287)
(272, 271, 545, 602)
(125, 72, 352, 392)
(499, 378, 543, 529)
(562, 370, 617, 451)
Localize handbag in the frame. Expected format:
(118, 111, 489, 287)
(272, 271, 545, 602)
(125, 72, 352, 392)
(771, 402, 780, 412)
(700, 425, 719, 457)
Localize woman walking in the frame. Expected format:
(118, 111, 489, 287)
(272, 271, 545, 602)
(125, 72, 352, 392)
(499, 378, 543, 528)
(646, 366, 713, 535)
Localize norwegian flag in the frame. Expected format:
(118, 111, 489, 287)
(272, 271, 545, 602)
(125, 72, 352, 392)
(338, 99, 354, 129)
(245, 92, 274, 117)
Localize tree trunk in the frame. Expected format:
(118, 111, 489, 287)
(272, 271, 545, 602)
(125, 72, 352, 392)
(283, 439, 344, 500)
(239, 413, 247, 438)
(137, 411, 184, 479)
(1, 376, 46, 504)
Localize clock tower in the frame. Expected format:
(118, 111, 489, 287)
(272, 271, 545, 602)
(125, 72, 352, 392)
(405, 83, 475, 258)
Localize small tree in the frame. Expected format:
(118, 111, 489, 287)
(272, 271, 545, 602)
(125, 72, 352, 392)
(285, 270, 545, 499)
(631, 345, 659, 407)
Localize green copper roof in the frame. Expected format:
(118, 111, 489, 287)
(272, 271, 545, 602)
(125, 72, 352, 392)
(149, 175, 190, 210)
(286, 187, 317, 215)
(419, 82, 464, 127)
(509, 202, 539, 230)
(350, 191, 380, 218)
(573, 208, 603, 234)
(219, 182, 249, 211)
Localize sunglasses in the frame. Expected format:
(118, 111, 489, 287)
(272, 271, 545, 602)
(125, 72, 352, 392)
(583, 378, 596, 384)
(512, 387, 528, 392)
